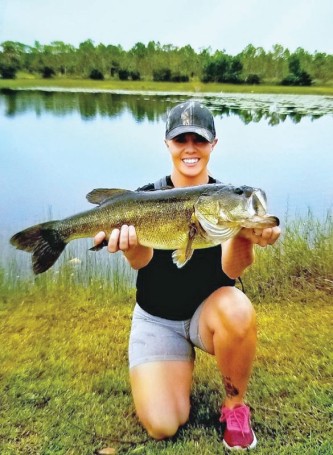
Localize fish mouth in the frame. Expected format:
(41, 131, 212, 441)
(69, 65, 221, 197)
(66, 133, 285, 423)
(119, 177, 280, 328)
(247, 189, 280, 226)
(250, 189, 268, 216)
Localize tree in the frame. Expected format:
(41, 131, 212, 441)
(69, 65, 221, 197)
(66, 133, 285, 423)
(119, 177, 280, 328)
(0, 41, 23, 78)
(281, 54, 312, 86)
(268, 44, 290, 80)
(49, 41, 76, 75)
(312, 52, 332, 82)
(289, 55, 301, 76)
(77, 39, 98, 76)
(1, 39, 331, 84)
(201, 52, 243, 83)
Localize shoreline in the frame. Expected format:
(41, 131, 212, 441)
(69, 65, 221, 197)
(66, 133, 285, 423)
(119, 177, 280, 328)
(1, 78, 333, 96)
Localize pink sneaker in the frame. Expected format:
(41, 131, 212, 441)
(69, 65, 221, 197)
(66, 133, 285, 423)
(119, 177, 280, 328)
(219, 404, 257, 450)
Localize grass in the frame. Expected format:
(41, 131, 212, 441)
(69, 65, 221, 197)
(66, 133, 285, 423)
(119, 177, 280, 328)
(1, 76, 333, 96)
(0, 212, 332, 454)
(242, 210, 333, 301)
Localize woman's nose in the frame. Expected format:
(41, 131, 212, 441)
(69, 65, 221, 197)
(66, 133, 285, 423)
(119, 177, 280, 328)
(184, 139, 196, 152)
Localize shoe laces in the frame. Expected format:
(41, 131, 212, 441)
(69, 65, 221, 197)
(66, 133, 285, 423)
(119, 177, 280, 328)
(219, 405, 250, 436)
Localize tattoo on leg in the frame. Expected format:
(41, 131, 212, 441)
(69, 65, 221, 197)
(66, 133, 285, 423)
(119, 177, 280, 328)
(223, 376, 239, 397)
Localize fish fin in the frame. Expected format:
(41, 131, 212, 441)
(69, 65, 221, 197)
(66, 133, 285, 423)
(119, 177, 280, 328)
(89, 239, 108, 251)
(144, 185, 173, 192)
(86, 188, 133, 205)
(172, 222, 197, 268)
(172, 248, 194, 268)
(158, 185, 174, 190)
(10, 222, 67, 274)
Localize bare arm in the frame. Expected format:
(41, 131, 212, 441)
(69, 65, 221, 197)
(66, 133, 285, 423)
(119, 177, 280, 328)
(222, 226, 281, 279)
(94, 225, 153, 270)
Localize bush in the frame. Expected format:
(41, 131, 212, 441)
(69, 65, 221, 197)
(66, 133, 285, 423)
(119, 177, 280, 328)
(245, 74, 261, 85)
(0, 64, 17, 79)
(281, 71, 312, 86)
(281, 74, 299, 86)
(225, 73, 243, 84)
(281, 55, 313, 86)
(201, 55, 243, 83)
(130, 71, 141, 81)
(89, 69, 104, 80)
(118, 69, 129, 80)
(153, 68, 171, 82)
(41, 66, 55, 78)
(170, 72, 189, 82)
(297, 70, 312, 86)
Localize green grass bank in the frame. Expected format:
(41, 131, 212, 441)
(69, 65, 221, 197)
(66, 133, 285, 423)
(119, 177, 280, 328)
(0, 212, 332, 454)
(1, 76, 333, 96)
(0, 289, 332, 455)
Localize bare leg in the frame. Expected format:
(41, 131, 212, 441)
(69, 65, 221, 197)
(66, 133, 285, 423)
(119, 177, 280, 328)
(198, 287, 257, 408)
(130, 360, 194, 439)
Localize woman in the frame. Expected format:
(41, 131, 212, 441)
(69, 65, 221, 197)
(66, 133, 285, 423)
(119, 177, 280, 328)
(94, 100, 280, 450)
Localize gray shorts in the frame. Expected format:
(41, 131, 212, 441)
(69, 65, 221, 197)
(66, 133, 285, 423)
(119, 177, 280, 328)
(128, 303, 208, 369)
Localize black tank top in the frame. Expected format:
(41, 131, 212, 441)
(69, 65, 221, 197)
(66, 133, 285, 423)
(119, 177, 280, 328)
(135, 176, 235, 320)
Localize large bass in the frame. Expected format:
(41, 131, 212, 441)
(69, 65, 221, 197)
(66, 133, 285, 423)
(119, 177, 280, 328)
(10, 184, 279, 274)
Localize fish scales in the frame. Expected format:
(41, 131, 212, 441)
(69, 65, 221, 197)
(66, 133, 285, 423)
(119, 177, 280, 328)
(64, 190, 196, 249)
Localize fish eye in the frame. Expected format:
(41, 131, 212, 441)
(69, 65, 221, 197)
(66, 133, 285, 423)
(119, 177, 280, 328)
(234, 187, 244, 195)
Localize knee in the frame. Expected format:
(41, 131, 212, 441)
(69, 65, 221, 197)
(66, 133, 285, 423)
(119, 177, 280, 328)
(139, 405, 189, 440)
(145, 418, 179, 440)
(214, 288, 256, 340)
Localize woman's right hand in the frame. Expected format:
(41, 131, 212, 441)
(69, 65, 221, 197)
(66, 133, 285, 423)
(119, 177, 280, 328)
(94, 225, 138, 253)
(93, 225, 153, 269)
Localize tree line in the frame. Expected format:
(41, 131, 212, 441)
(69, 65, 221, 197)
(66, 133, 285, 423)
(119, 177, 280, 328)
(1, 40, 332, 86)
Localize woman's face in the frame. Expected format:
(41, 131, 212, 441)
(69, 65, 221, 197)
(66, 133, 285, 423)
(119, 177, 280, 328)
(165, 133, 218, 179)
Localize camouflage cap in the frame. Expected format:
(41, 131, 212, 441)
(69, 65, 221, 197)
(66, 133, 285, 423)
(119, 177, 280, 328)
(165, 100, 216, 142)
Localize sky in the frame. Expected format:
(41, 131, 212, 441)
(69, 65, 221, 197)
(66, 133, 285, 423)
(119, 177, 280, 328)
(0, 0, 332, 55)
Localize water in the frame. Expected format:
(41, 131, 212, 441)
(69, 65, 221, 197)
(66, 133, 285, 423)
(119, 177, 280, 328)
(1, 89, 332, 272)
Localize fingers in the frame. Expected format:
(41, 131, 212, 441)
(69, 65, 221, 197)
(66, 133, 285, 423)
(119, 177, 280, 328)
(108, 225, 138, 253)
(251, 226, 281, 247)
(94, 231, 106, 246)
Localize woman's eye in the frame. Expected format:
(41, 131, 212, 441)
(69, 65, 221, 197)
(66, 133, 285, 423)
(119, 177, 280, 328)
(174, 135, 186, 143)
(196, 136, 208, 143)
(174, 134, 208, 144)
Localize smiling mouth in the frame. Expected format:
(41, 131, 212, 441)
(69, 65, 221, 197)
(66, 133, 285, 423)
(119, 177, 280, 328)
(183, 158, 199, 165)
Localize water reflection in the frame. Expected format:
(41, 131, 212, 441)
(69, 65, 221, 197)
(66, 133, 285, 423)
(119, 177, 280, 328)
(0, 89, 169, 123)
(1, 88, 333, 125)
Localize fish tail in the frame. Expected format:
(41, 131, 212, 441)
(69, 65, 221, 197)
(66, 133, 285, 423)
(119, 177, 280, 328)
(10, 221, 67, 274)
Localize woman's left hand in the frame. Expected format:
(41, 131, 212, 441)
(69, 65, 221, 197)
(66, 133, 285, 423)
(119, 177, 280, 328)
(239, 226, 281, 247)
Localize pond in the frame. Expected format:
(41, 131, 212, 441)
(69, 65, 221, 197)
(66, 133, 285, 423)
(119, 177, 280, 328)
(1, 89, 332, 273)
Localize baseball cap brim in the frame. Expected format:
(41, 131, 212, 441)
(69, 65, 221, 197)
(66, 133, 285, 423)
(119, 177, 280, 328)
(165, 125, 214, 142)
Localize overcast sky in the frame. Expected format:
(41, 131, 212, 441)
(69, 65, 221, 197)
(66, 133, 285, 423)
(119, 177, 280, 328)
(0, 0, 332, 55)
